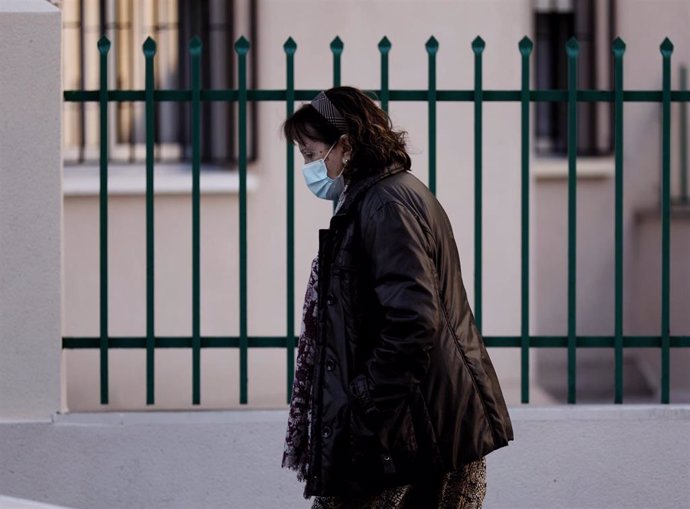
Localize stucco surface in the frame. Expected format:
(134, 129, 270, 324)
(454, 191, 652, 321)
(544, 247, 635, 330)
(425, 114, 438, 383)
(0, 0, 62, 419)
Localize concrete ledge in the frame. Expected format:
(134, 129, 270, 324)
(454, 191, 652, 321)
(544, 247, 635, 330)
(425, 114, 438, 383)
(0, 495, 74, 509)
(62, 164, 261, 196)
(0, 0, 57, 13)
(533, 156, 615, 180)
(485, 405, 690, 509)
(1, 406, 689, 509)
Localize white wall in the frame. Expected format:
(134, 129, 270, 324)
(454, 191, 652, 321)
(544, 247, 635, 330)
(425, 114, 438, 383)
(1, 406, 689, 509)
(0, 0, 63, 419)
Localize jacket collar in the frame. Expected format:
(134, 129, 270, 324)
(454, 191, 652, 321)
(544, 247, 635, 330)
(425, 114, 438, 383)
(330, 165, 407, 226)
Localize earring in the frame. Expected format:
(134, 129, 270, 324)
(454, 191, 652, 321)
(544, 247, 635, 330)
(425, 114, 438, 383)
(343, 158, 350, 166)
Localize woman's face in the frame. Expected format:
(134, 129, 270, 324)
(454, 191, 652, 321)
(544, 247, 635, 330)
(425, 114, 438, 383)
(298, 135, 351, 179)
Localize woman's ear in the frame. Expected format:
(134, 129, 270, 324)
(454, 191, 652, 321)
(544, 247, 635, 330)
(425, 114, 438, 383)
(340, 134, 352, 162)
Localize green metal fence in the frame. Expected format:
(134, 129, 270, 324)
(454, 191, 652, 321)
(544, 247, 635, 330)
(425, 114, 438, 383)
(63, 34, 690, 407)
(677, 66, 690, 205)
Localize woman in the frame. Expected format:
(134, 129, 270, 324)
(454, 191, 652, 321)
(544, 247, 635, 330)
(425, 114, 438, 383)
(281, 87, 513, 508)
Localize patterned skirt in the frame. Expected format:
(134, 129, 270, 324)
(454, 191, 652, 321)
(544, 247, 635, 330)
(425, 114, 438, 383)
(310, 457, 487, 509)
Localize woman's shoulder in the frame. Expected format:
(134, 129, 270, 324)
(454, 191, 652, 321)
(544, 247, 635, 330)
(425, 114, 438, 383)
(361, 170, 432, 212)
(356, 170, 444, 244)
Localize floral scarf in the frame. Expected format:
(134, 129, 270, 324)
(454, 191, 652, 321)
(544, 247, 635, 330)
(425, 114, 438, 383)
(281, 187, 349, 492)
(281, 253, 319, 484)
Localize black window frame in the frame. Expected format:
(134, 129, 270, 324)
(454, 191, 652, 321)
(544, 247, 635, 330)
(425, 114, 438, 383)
(63, 0, 258, 169)
(534, 0, 614, 157)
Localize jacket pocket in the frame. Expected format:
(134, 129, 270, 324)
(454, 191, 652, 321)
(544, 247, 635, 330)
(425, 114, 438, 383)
(409, 383, 444, 473)
(383, 396, 419, 466)
(348, 381, 419, 478)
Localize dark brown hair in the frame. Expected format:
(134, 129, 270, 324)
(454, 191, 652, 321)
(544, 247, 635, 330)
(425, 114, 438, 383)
(282, 86, 411, 180)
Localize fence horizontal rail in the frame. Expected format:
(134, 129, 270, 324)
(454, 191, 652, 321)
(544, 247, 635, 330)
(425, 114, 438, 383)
(62, 336, 690, 349)
(61, 34, 688, 409)
(64, 89, 690, 103)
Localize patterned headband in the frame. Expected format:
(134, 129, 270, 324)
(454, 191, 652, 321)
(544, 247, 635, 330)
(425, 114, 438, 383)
(310, 91, 348, 134)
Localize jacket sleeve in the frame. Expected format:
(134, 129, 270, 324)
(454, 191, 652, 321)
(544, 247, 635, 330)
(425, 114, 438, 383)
(348, 200, 441, 424)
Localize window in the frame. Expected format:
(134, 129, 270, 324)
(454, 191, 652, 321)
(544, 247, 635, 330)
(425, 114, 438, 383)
(534, 0, 613, 156)
(62, 0, 257, 169)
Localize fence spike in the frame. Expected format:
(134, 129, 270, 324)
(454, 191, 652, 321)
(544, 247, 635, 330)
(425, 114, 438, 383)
(234, 36, 251, 54)
(283, 37, 297, 54)
(425, 36, 439, 54)
(519, 36, 533, 55)
(142, 36, 156, 56)
(330, 36, 344, 55)
(565, 37, 580, 56)
(98, 35, 111, 54)
(660, 37, 674, 56)
(472, 36, 485, 53)
(189, 36, 202, 55)
(612, 37, 626, 55)
(378, 36, 392, 54)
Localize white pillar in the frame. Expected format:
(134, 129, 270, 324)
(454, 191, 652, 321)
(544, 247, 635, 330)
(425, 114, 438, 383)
(0, 0, 62, 420)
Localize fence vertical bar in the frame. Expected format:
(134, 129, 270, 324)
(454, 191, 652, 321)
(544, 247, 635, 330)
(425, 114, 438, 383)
(235, 36, 250, 404)
(284, 37, 297, 403)
(519, 36, 532, 404)
(331, 37, 343, 87)
(330, 36, 344, 213)
(143, 37, 157, 405)
(660, 38, 673, 404)
(613, 38, 626, 404)
(98, 36, 111, 405)
(190, 36, 202, 405)
(680, 66, 688, 204)
(472, 36, 485, 331)
(425, 37, 438, 196)
(566, 37, 579, 404)
(379, 37, 391, 113)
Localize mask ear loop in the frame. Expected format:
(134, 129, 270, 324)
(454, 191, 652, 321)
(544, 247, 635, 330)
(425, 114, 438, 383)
(328, 134, 349, 179)
(323, 134, 346, 161)
(322, 140, 338, 162)
(321, 136, 344, 179)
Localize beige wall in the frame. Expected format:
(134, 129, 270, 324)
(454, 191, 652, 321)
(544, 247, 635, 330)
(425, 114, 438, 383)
(534, 0, 690, 403)
(63, 0, 536, 410)
(62, 0, 690, 410)
(630, 213, 690, 400)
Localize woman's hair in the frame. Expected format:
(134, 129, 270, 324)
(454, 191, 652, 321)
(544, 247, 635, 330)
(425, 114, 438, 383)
(282, 86, 411, 179)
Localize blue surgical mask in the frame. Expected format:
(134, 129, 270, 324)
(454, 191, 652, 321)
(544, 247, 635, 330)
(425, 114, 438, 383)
(301, 141, 345, 201)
